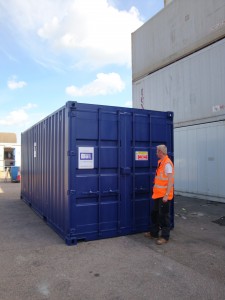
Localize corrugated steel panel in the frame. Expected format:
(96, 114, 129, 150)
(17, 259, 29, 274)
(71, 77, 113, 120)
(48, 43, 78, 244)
(133, 38, 225, 126)
(132, 0, 225, 81)
(21, 102, 174, 245)
(174, 121, 225, 203)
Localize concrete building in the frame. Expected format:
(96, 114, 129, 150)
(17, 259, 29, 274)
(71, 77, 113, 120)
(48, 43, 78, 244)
(132, 0, 225, 203)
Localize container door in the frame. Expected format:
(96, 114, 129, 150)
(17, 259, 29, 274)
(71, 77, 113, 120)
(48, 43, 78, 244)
(69, 105, 173, 243)
(130, 112, 152, 233)
(119, 112, 153, 234)
(131, 112, 174, 231)
(70, 108, 124, 241)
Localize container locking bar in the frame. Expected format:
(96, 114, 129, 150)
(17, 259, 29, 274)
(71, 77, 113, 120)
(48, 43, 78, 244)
(135, 187, 148, 193)
(102, 189, 119, 194)
(82, 190, 99, 195)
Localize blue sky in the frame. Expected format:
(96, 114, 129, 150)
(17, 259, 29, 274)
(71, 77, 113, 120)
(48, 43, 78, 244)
(0, 0, 164, 142)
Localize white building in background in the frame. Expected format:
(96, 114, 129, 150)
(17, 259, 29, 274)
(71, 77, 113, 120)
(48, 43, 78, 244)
(132, 0, 225, 203)
(0, 133, 21, 171)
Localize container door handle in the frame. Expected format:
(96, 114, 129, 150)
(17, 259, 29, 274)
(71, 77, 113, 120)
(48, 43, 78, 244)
(82, 190, 99, 195)
(103, 189, 119, 194)
(135, 187, 148, 193)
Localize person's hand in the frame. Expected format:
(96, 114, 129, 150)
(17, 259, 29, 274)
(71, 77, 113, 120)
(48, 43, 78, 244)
(163, 194, 168, 203)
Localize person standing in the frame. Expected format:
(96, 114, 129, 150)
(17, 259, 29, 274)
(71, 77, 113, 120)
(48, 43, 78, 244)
(145, 144, 174, 245)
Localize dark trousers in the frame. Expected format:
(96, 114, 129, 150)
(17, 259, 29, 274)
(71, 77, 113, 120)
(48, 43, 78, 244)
(150, 198, 171, 240)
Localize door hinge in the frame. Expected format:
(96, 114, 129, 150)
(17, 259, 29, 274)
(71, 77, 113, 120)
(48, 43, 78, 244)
(67, 190, 76, 196)
(67, 150, 76, 156)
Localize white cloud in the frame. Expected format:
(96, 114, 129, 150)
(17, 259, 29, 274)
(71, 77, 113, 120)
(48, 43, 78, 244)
(22, 103, 37, 110)
(0, 109, 28, 126)
(65, 72, 125, 97)
(37, 16, 60, 39)
(124, 101, 132, 108)
(1, 0, 143, 69)
(7, 77, 27, 90)
(0, 103, 37, 126)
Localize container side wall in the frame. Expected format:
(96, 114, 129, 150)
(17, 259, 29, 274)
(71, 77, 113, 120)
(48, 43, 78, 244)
(133, 38, 225, 126)
(21, 106, 69, 239)
(174, 121, 225, 203)
(132, 0, 225, 81)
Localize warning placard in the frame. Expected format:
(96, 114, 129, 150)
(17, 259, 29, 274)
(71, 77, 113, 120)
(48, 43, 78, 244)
(135, 151, 148, 161)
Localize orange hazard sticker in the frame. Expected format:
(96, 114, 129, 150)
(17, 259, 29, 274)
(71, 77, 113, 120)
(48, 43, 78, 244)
(135, 151, 148, 161)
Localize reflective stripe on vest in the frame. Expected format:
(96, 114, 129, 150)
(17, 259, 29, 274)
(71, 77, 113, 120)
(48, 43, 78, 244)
(152, 155, 174, 200)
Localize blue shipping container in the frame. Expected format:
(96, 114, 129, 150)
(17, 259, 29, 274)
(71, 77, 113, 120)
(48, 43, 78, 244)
(21, 102, 174, 245)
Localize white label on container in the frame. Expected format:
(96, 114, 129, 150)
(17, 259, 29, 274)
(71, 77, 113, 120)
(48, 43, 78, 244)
(34, 142, 37, 158)
(78, 147, 94, 169)
(135, 151, 148, 161)
(212, 104, 225, 112)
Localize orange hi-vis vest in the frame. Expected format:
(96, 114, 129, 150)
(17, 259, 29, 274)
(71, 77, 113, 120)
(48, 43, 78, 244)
(152, 155, 174, 200)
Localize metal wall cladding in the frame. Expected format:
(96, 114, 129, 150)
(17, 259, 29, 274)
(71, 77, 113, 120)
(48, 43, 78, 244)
(21, 102, 174, 245)
(133, 38, 225, 126)
(174, 121, 225, 203)
(21, 105, 68, 237)
(132, 0, 225, 81)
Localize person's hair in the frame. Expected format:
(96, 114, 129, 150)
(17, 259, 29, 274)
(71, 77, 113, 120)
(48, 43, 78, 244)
(157, 144, 167, 155)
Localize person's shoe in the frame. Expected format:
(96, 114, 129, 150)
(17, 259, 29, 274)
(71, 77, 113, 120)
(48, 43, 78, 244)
(156, 238, 168, 245)
(144, 232, 158, 239)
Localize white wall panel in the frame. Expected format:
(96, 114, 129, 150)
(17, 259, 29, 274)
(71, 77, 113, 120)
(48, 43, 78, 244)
(0, 146, 4, 169)
(14, 145, 21, 167)
(174, 121, 225, 202)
